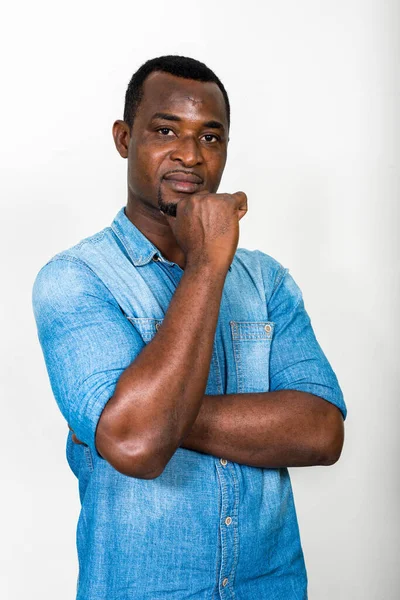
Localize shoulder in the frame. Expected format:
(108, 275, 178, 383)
(32, 227, 117, 319)
(46, 224, 115, 265)
(234, 247, 290, 303)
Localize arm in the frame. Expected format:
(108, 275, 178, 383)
(96, 262, 226, 478)
(34, 255, 226, 479)
(182, 255, 347, 469)
(70, 390, 343, 467)
(39, 192, 247, 478)
(180, 390, 344, 468)
(95, 192, 247, 478)
(68, 254, 347, 470)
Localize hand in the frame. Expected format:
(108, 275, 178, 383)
(68, 424, 85, 445)
(161, 190, 248, 272)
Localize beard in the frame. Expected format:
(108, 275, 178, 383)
(157, 185, 178, 217)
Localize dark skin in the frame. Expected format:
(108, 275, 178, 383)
(68, 71, 344, 477)
(122, 71, 234, 268)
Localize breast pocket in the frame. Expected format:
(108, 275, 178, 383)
(127, 317, 164, 343)
(230, 321, 275, 393)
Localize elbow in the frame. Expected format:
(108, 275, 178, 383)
(95, 422, 164, 480)
(114, 446, 164, 479)
(321, 446, 342, 466)
(121, 457, 164, 480)
(320, 409, 345, 466)
(99, 439, 164, 479)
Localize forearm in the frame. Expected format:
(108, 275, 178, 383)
(180, 390, 344, 468)
(96, 262, 227, 478)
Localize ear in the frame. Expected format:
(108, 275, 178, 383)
(112, 119, 130, 158)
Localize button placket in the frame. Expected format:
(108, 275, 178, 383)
(216, 458, 239, 598)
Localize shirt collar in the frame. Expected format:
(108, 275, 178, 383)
(111, 206, 232, 271)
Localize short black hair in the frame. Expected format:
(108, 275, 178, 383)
(123, 55, 230, 132)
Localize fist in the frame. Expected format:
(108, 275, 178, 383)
(161, 190, 248, 271)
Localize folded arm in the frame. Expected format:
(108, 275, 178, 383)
(35, 253, 346, 480)
(180, 389, 344, 467)
(70, 389, 344, 468)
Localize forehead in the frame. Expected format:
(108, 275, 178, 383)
(137, 71, 228, 126)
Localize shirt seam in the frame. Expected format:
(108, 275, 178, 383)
(44, 255, 126, 313)
(271, 264, 289, 297)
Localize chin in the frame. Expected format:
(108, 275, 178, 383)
(159, 202, 178, 218)
(157, 188, 179, 217)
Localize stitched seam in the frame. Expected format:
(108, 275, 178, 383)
(110, 222, 137, 264)
(127, 317, 164, 343)
(228, 464, 240, 600)
(271, 264, 289, 297)
(47, 255, 105, 283)
(231, 321, 274, 341)
(230, 323, 243, 394)
(216, 466, 228, 596)
(212, 338, 223, 395)
(212, 462, 222, 600)
(72, 228, 109, 250)
(45, 256, 132, 318)
(84, 446, 94, 472)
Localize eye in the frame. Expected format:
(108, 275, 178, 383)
(157, 127, 174, 136)
(202, 134, 219, 143)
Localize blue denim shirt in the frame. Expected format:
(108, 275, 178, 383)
(32, 206, 346, 600)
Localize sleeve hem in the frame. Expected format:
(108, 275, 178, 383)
(272, 384, 347, 420)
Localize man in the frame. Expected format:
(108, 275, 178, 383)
(32, 55, 347, 599)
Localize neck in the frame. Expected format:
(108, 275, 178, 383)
(125, 197, 186, 268)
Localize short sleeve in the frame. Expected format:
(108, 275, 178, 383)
(260, 253, 347, 420)
(32, 257, 145, 458)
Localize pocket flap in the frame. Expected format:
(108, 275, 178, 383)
(127, 317, 164, 342)
(230, 321, 274, 341)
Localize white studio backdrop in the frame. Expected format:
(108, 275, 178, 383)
(1, 1, 398, 598)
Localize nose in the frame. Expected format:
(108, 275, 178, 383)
(169, 135, 203, 167)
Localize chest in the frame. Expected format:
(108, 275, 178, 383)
(88, 252, 275, 395)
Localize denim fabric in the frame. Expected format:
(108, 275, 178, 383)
(32, 206, 346, 599)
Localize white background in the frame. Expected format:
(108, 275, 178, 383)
(1, 1, 399, 598)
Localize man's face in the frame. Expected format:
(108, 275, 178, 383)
(126, 71, 229, 217)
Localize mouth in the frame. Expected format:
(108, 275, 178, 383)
(162, 179, 201, 193)
(162, 171, 203, 194)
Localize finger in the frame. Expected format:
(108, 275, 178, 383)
(232, 191, 248, 221)
(232, 191, 248, 210)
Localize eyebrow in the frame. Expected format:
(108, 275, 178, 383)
(150, 112, 225, 131)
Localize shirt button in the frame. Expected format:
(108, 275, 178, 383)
(222, 578, 229, 587)
(264, 324, 272, 333)
(155, 322, 161, 331)
(220, 458, 228, 466)
(225, 516, 232, 526)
